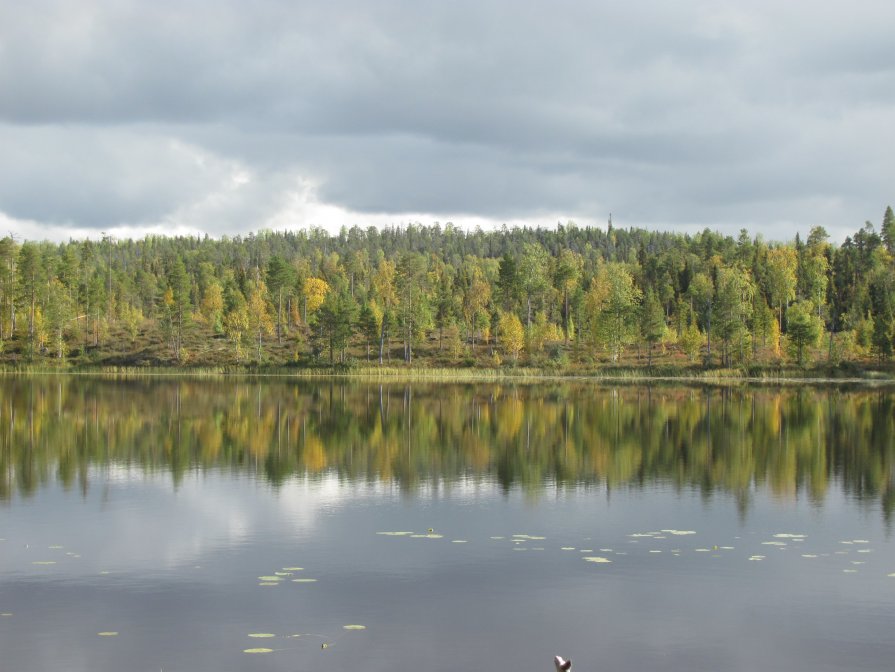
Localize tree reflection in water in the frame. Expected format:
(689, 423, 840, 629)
(1, 377, 893, 521)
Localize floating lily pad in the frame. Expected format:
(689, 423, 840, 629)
(244, 648, 273, 654)
(843, 569, 858, 573)
(773, 533, 805, 539)
(248, 633, 276, 638)
(748, 555, 765, 561)
(887, 573, 895, 577)
(258, 582, 280, 586)
(32, 561, 56, 565)
(410, 534, 443, 539)
(343, 625, 366, 630)
(490, 536, 505, 540)
(451, 540, 468, 543)
(283, 567, 303, 571)
(561, 547, 575, 551)
(1, 613, 12, 617)
(292, 578, 317, 583)
(376, 532, 414, 536)
(661, 530, 696, 536)
(49, 545, 64, 549)
(257, 576, 283, 582)
(582, 556, 612, 564)
(274, 571, 291, 576)
(801, 554, 818, 558)
(97, 632, 118, 636)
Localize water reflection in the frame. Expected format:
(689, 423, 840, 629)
(1, 376, 894, 518)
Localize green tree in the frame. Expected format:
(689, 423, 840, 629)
(765, 246, 798, 331)
(396, 253, 431, 363)
(881, 205, 895, 255)
(43, 279, 75, 359)
(554, 248, 583, 344)
(519, 243, 550, 328)
(639, 288, 666, 368)
(16, 243, 44, 358)
(266, 255, 295, 344)
(585, 262, 642, 362)
(688, 272, 714, 365)
(713, 266, 754, 367)
(786, 301, 822, 366)
(317, 287, 359, 364)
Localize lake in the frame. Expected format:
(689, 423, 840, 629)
(1, 376, 894, 672)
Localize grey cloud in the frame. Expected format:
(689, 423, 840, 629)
(1, 0, 894, 240)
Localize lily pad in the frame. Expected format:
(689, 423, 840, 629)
(343, 625, 366, 630)
(97, 632, 118, 637)
(32, 561, 56, 565)
(248, 633, 276, 638)
(376, 532, 414, 536)
(582, 556, 612, 564)
(283, 567, 304, 571)
(257, 576, 283, 582)
(292, 578, 317, 583)
(243, 648, 273, 654)
(258, 582, 280, 586)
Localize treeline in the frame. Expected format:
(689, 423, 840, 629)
(1, 208, 895, 369)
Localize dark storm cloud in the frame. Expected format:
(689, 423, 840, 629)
(1, 0, 894, 241)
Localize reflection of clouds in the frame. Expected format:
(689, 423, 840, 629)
(77, 468, 507, 572)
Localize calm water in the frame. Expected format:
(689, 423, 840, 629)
(1, 377, 894, 672)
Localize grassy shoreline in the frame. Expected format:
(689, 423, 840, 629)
(2, 362, 893, 386)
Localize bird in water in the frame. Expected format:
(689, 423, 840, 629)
(554, 656, 572, 672)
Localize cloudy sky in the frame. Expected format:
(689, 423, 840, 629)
(1, 1, 893, 243)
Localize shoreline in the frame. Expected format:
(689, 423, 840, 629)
(2, 365, 893, 387)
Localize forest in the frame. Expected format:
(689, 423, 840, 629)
(1, 207, 894, 373)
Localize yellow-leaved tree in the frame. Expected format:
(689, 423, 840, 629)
(498, 311, 524, 364)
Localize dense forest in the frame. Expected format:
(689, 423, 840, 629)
(2, 208, 895, 372)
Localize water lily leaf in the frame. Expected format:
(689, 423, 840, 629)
(292, 578, 317, 583)
(561, 547, 576, 551)
(97, 632, 118, 636)
(244, 648, 273, 653)
(258, 582, 279, 586)
(343, 625, 366, 630)
(32, 561, 56, 565)
(451, 540, 468, 543)
(257, 576, 283, 581)
(582, 556, 612, 564)
(248, 633, 276, 638)
(376, 532, 414, 536)
(283, 567, 303, 571)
